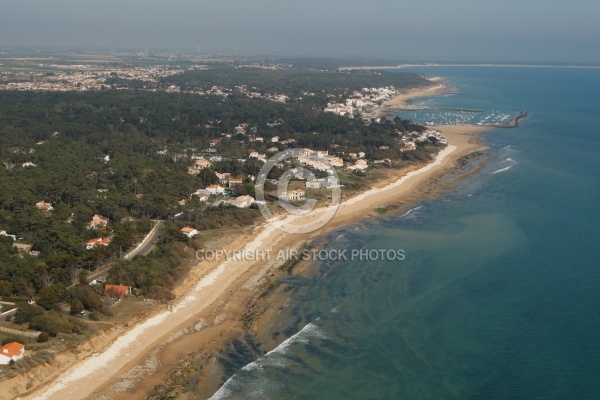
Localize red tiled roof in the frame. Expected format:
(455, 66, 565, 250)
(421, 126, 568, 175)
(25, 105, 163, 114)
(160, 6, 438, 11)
(104, 284, 130, 298)
(0, 342, 24, 358)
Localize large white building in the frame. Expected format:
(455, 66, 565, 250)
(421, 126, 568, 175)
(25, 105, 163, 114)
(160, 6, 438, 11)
(280, 189, 306, 201)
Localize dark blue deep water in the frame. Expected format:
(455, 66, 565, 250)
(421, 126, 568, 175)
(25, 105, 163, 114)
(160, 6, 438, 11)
(211, 67, 600, 399)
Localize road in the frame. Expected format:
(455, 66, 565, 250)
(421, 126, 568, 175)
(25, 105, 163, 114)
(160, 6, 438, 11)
(124, 220, 164, 258)
(86, 221, 163, 283)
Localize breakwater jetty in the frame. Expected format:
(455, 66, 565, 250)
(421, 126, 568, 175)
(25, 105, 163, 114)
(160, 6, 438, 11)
(493, 110, 528, 128)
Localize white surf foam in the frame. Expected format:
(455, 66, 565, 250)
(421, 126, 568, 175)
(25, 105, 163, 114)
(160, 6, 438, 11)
(491, 165, 514, 174)
(399, 205, 424, 218)
(209, 322, 328, 399)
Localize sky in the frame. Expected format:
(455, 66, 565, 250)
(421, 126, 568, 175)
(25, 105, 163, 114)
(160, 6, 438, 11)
(2, 0, 600, 63)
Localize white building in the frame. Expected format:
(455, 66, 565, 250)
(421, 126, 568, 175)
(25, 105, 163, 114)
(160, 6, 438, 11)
(227, 195, 255, 208)
(281, 189, 305, 201)
(206, 184, 225, 195)
(36, 201, 54, 212)
(0, 342, 25, 365)
(180, 227, 199, 238)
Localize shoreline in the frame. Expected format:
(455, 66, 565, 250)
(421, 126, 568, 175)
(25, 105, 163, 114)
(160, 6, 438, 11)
(15, 82, 491, 400)
(339, 63, 600, 70)
(371, 80, 448, 118)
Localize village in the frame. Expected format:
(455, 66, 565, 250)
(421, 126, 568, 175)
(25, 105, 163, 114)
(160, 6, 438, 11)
(0, 62, 292, 104)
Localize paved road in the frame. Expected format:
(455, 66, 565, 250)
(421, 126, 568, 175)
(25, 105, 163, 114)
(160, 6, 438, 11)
(126, 221, 164, 258)
(86, 221, 163, 284)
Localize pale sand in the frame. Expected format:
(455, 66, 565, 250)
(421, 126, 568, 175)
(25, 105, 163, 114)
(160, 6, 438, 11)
(372, 81, 448, 118)
(17, 123, 492, 400)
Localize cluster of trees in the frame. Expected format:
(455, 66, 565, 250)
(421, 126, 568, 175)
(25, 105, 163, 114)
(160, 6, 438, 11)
(15, 301, 89, 337)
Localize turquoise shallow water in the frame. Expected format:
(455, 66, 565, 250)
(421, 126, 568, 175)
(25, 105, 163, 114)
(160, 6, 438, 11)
(210, 67, 600, 399)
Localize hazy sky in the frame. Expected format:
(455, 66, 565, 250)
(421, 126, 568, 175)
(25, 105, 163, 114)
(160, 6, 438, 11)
(2, 0, 600, 62)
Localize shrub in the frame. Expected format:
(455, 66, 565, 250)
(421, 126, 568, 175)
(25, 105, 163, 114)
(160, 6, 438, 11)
(146, 286, 175, 302)
(37, 332, 50, 343)
(70, 299, 84, 314)
(29, 313, 88, 336)
(1, 337, 21, 346)
(14, 303, 44, 325)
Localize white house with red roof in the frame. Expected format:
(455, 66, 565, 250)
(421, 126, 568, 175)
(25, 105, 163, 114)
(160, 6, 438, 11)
(180, 227, 199, 238)
(228, 177, 243, 187)
(0, 342, 25, 365)
(87, 214, 109, 230)
(206, 184, 225, 195)
(36, 201, 54, 212)
(86, 237, 111, 250)
(104, 284, 131, 299)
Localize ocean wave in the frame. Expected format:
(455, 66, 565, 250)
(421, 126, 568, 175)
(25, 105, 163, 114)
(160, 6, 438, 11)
(209, 322, 328, 399)
(491, 165, 514, 174)
(399, 205, 424, 218)
(498, 157, 516, 165)
(334, 233, 345, 241)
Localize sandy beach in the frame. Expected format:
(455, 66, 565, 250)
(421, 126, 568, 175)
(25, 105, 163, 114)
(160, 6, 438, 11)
(372, 80, 448, 118)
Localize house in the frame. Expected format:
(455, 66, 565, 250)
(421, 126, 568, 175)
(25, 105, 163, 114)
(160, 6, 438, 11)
(226, 195, 254, 208)
(402, 143, 417, 152)
(210, 138, 222, 146)
(271, 136, 280, 143)
(228, 177, 243, 187)
(86, 237, 111, 250)
(104, 284, 131, 298)
(347, 159, 368, 171)
(178, 199, 187, 206)
(0, 230, 17, 241)
(192, 191, 209, 202)
(306, 176, 339, 189)
(249, 151, 266, 161)
(0, 342, 25, 365)
(306, 180, 321, 189)
(206, 184, 225, 195)
(188, 159, 212, 175)
(36, 201, 54, 212)
(22, 162, 37, 168)
(234, 124, 247, 134)
(215, 172, 231, 185)
(87, 214, 109, 229)
(180, 227, 199, 238)
(281, 189, 305, 201)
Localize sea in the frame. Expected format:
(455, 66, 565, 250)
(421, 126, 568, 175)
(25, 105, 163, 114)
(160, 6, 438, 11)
(208, 66, 600, 399)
